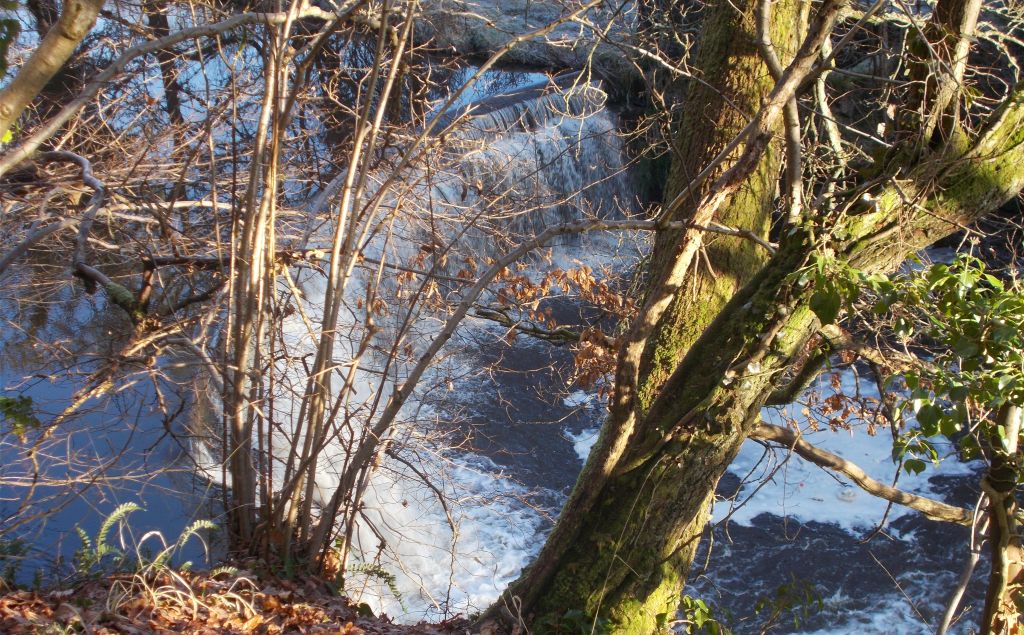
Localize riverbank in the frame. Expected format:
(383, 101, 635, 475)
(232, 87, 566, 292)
(0, 568, 472, 634)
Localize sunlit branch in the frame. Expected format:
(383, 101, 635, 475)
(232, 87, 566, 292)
(751, 422, 972, 525)
(756, 0, 803, 224)
(0, 0, 105, 138)
(0, 1, 364, 178)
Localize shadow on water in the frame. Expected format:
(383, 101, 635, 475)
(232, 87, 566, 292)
(0, 266, 221, 584)
(689, 466, 986, 633)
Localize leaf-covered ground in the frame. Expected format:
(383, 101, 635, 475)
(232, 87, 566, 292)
(0, 570, 472, 634)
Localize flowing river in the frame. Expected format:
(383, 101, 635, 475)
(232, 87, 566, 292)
(0, 67, 986, 633)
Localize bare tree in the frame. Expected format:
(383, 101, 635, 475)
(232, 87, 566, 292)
(3, 0, 1024, 630)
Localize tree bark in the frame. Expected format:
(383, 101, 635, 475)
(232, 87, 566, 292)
(0, 0, 104, 139)
(981, 403, 1023, 634)
(487, 77, 1024, 635)
(636, 0, 801, 412)
(486, 0, 803, 626)
(521, 232, 820, 631)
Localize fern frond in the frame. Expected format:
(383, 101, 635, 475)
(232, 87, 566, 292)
(348, 563, 405, 611)
(175, 519, 216, 548)
(74, 526, 92, 553)
(210, 565, 238, 578)
(96, 502, 142, 554)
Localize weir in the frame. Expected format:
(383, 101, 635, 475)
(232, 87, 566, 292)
(431, 74, 630, 247)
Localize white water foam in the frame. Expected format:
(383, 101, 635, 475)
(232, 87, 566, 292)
(218, 77, 638, 621)
(796, 587, 963, 635)
(339, 452, 543, 619)
(716, 369, 980, 533)
(563, 390, 602, 462)
(562, 367, 979, 535)
(563, 357, 980, 633)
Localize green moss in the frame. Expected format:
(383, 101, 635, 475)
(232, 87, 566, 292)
(636, 0, 798, 414)
(532, 435, 728, 632)
(104, 282, 144, 323)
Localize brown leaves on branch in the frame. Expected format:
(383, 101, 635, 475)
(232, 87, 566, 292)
(470, 260, 632, 391)
(800, 371, 891, 435)
(572, 326, 618, 396)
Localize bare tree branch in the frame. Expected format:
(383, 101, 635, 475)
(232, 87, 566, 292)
(0, 217, 76, 276)
(0, 0, 105, 138)
(35, 151, 147, 323)
(472, 305, 617, 347)
(751, 421, 972, 525)
(756, 0, 803, 223)
(0, 2, 358, 178)
(938, 512, 986, 635)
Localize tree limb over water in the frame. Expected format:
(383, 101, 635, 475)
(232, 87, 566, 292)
(750, 422, 972, 526)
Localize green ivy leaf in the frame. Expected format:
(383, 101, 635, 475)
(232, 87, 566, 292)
(948, 383, 969, 402)
(810, 287, 842, 325)
(904, 458, 926, 474)
(915, 403, 941, 435)
(939, 415, 960, 437)
(952, 335, 980, 359)
(0, 396, 41, 442)
(960, 436, 980, 460)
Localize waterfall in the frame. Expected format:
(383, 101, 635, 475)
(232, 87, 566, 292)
(431, 74, 630, 243)
(196, 74, 637, 621)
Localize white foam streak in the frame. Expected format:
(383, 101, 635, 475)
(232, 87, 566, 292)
(716, 370, 979, 532)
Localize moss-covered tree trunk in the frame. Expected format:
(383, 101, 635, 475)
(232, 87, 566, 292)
(485, 0, 801, 627)
(522, 238, 821, 630)
(485, 50, 1024, 635)
(635, 0, 800, 411)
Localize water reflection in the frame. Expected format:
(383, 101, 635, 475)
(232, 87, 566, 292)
(0, 265, 220, 583)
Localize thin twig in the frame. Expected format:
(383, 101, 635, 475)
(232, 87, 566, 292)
(756, 0, 803, 223)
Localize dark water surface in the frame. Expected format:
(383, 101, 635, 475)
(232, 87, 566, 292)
(0, 282, 220, 582)
(443, 313, 986, 634)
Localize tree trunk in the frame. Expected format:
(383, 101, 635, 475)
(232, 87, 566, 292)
(524, 234, 820, 630)
(636, 0, 800, 412)
(486, 0, 802, 625)
(487, 80, 1024, 633)
(908, 0, 982, 147)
